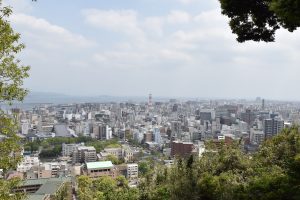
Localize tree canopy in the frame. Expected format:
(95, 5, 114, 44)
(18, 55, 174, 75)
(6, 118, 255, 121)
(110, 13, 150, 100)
(0, 0, 30, 199)
(76, 127, 300, 200)
(219, 0, 300, 42)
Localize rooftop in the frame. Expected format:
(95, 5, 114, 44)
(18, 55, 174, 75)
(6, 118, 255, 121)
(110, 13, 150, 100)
(78, 146, 96, 151)
(28, 194, 49, 200)
(86, 161, 113, 169)
(35, 180, 64, 195)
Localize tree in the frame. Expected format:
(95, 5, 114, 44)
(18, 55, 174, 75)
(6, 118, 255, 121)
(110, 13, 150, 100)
(219, 0, 300, 42)
(77, 175, 139, 200)
(105, 154, 120, 165)
(0, 0, 30, 199)
(77, 176, 94, 200)
(138, 161, 150, 175)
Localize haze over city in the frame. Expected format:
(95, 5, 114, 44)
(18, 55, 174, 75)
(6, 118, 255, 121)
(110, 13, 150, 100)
(3, 0, 300, 100)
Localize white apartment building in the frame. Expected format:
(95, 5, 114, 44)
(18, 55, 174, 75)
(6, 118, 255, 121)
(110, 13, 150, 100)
(17, 156, 40, 173)
(21, 119, 30, 135)
(127, 163, 138, 180)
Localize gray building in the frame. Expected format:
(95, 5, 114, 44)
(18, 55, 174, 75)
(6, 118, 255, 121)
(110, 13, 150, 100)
(72, 146, 97, 164)
(264, 118, 284, 138)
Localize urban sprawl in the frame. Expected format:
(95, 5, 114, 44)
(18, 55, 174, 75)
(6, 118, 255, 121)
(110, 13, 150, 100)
(1, 95, 298, 199)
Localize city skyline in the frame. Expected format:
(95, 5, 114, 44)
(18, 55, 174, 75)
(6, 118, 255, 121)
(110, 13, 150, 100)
(4, 0, 300, 100)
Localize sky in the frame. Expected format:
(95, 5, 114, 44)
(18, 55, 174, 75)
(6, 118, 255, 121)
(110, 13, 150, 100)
(3, 0, 300, 100)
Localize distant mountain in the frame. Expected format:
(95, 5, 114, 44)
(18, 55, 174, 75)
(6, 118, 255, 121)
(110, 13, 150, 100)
(22, 92, 159, 104)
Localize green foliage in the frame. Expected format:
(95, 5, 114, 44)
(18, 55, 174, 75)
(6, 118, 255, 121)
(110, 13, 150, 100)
(0, 0, 28, 171)
(105, 154, 123, 165)
(86, 139, 120, 152)
(106, 143, 121, 148)
(26, 137, 120, 158)
(219, 0, 300, 42)
(0, 112, 22, 171)
(138, 161, 150, 175)
(77, 175, 139, 200)
(0, 2, 30, 103)
(270, 0, 300, 31)
(0, 1, 30, 199)
(83, 127, 300, 200)
(77, 176, 94, 200)
(24, 141, 39, 152)
(55, 182, 72, 200)
(0, 178, 26, 200)
(39, 146, 62, 158)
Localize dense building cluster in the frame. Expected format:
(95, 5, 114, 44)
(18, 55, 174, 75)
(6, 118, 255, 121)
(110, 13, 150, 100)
(1, 95, 299, 199)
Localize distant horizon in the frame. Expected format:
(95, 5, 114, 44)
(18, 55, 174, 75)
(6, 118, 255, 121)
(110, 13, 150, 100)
(8, 91, 300, 104)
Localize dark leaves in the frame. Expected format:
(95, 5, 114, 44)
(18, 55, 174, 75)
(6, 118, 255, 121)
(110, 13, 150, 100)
(219, 0, 300, 42)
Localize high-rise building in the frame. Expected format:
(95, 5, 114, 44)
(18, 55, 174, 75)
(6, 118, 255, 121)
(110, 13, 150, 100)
(148, 93, 153, 109)
(241, 109, 256, 127)
(153, 127, 162, 146)
(21, 119, 30, 135)
(93, 124, 112, 140)
(264, 118, 284, 138)
(171, 121, 181, 139)
(199, 109, 215, 122)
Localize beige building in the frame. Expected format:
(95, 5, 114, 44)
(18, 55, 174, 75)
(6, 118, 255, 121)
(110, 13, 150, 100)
(99, 146, 134, 163)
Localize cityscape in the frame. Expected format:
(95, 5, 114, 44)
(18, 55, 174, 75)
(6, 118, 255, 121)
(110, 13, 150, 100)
(1, 94, 300, 199)
(1, 0, 300, 200)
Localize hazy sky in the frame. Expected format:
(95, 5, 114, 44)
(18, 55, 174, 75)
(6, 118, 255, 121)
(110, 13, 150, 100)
(3, 0, 300, 100)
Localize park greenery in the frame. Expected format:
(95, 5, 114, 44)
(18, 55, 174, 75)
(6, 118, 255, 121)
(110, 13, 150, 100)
(24, 136, 120, 158)
(219, 0, 300, 42)
(77, 126, 300, 200)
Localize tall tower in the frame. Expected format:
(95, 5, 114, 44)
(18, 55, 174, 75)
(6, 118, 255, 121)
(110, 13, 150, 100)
(262, 99, 265, 110)
(148, 93, 153, 107)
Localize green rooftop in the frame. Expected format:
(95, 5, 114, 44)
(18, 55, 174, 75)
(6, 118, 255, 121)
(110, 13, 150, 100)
(35, 180, 64, 195)
(86, 161, 113, 169)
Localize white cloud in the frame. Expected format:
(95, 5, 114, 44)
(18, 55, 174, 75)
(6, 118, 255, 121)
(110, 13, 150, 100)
(8, 1, 300, 99)
(167, 10, 191, 24)
(143, 17, 164, 37)
(82, 9, 144, 39)
(11, 13, 93, 49)
(159, 49, 192, 62)
(3, 0, 33, 13)
(194, 9, 227, 25)
(177, 0, 198, 5)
